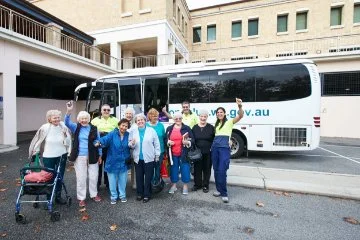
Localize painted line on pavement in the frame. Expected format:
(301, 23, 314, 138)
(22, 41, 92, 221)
(318, 146, 360, 165)
(264, 152, 360, 160)
(321, 144, 360, 149)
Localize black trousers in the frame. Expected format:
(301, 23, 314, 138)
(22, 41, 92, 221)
(193, 152, 212, 188)
(98, 146, 109, 188)
(135, 160, 155, 198)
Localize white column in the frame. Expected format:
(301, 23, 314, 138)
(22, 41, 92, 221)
(110, 42, 122, 70)
(157, 29, 168, 66)
(123, 50, 134, 69)
(168, 43, 175, 65)
(0, 41, 20, 145)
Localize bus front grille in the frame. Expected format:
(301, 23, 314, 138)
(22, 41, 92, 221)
(274, 127, 307, 147)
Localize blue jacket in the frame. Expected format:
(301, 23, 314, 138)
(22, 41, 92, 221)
(99, 129, 131, 174)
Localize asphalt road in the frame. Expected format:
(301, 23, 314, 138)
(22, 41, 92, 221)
(0, 141, 360, 240)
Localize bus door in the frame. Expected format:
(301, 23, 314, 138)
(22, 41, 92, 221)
(85, 80, 119, 120)
(143, 75, 169, 122)
(118, 78, 143, 118)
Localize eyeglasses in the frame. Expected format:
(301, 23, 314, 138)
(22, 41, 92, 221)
(174, 118, 182, 120)
(182, 106, 189, 109)
(102, 109, 111, 112)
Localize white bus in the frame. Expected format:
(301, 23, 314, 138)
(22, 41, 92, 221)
(74, 59, 321, 158)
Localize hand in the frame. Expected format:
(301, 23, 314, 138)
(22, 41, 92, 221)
(162, 106, 167, 113)
(182, 139, 190, 145)
(130, 139, 136, 145)
(167, 140, 174, 147)
(66, 100, 74, 112)
(236, 98, 242, 108)
(98, 157, 102, 165)
(155, 156, 159, 162)
(94, 141, 100, 147)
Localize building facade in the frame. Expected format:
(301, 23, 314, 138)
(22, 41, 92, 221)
(24, 0, 360, 138)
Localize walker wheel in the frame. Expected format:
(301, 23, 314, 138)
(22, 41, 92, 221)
(15, 213, 27, 224)
(50, 211, 61, 222)
(66, 196, 72, 207)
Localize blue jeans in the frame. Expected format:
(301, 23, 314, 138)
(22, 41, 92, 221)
(211, 147, 230, 197)
(107, 171, 128, 201)
(170, 156, 190, 184)
(152, 152, 164, 185)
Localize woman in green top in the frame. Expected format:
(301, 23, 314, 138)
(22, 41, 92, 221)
(212, 98, 244, 203)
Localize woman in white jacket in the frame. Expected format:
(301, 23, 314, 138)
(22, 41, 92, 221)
(28, 110, 72, 204)
(129, 113, 160, 203)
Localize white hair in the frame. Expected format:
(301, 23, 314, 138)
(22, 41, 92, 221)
(124, 107, 136, 116)
(134, 113, 146, 122)
(198, 109, 209, 116)
(77, 111, 90, 122)
(173, 112, 183, 119)
(46, 110, 61, 122)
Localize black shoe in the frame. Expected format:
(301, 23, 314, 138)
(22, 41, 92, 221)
(143, 197, 149, 203)
(136, 196, 143, 201)
(191, 186, 201, 192)
(55, 196, 67, 205)
(203, 186, 209, 193)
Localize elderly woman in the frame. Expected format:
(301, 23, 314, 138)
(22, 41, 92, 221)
(29, 110, 72, 205)
(212, 98, 244, 203)
(124, 107, 137, 189)
(129, 113, 160, 203)
(146, 108, 166, 186)
(191, 109, 215, 193)
(65, 101, 102, 207)
(166, 112, 194, 195)
(96, 119, 131, 205)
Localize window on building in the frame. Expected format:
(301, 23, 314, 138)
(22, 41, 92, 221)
(177, 7, 180, 25)
(232, 21, 242, 38)
(139, 0, 150, 10)
(173, 0, 176, 18)
(277, 14, 288, 32)
(184, 22, 188, 37)
(193, 26, 201, 43)
(321, 71, 360, 96)
(354, 4, 360, 23)
(296, 11, 308, 30)
(331, 6, 342, 26)
(248, 18, 259, 36)
(207, 24, 216, 41)
(182, 15, 185, 32)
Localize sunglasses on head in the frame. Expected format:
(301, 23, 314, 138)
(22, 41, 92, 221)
(102, 109, 111, 112)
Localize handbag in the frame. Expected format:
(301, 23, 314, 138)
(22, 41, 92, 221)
(187, 145, 202, 163)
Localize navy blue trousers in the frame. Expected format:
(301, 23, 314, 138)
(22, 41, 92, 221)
(211, 147, 230, 197)
(135, 160, 155, 198)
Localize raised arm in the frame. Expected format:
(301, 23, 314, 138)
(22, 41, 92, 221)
(64, 101, 77, 133)
(162, 106, 173, 119)
(232, 98, 244, 124)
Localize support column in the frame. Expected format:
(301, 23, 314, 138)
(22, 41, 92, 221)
(168, 42, 175, 65)
(110, 42, 122, 70)
(46, 23, 63, 48)
(157, 29, 168, 66)
(123, 50, 134, 69)
(0, 40, 20, 145)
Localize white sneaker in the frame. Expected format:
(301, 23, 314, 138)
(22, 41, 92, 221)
(222, 196, 229, 203)
(213, 191, 221, 197)
(168, 186, 177, 194)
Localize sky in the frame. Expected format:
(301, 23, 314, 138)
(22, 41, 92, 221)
(186, 0, 241, 10)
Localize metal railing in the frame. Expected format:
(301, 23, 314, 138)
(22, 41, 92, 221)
(0, 4, 116, 68)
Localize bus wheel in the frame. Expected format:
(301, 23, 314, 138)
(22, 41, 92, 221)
(230, 132, 244, 159)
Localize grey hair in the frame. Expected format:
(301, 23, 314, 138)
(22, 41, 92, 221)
(77, 111, 91, 122)
(198, 109, 209, 117)
(124, 107, 136, 116)
(46, 110, 62, 122)
(134, 113, 146, 122)
(173, 111, 183, 119)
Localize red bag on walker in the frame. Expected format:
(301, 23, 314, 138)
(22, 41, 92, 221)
(24, 170, 53, 183)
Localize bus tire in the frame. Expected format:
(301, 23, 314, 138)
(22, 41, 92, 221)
(231, 132, 244, 159)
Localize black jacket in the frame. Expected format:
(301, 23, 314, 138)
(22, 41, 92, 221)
(69, 123, 99, 164)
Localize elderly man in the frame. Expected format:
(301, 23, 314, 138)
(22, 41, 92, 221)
(91, 104, 119, 189)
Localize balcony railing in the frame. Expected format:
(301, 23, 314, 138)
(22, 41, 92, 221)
(0, 4, 116, 67)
